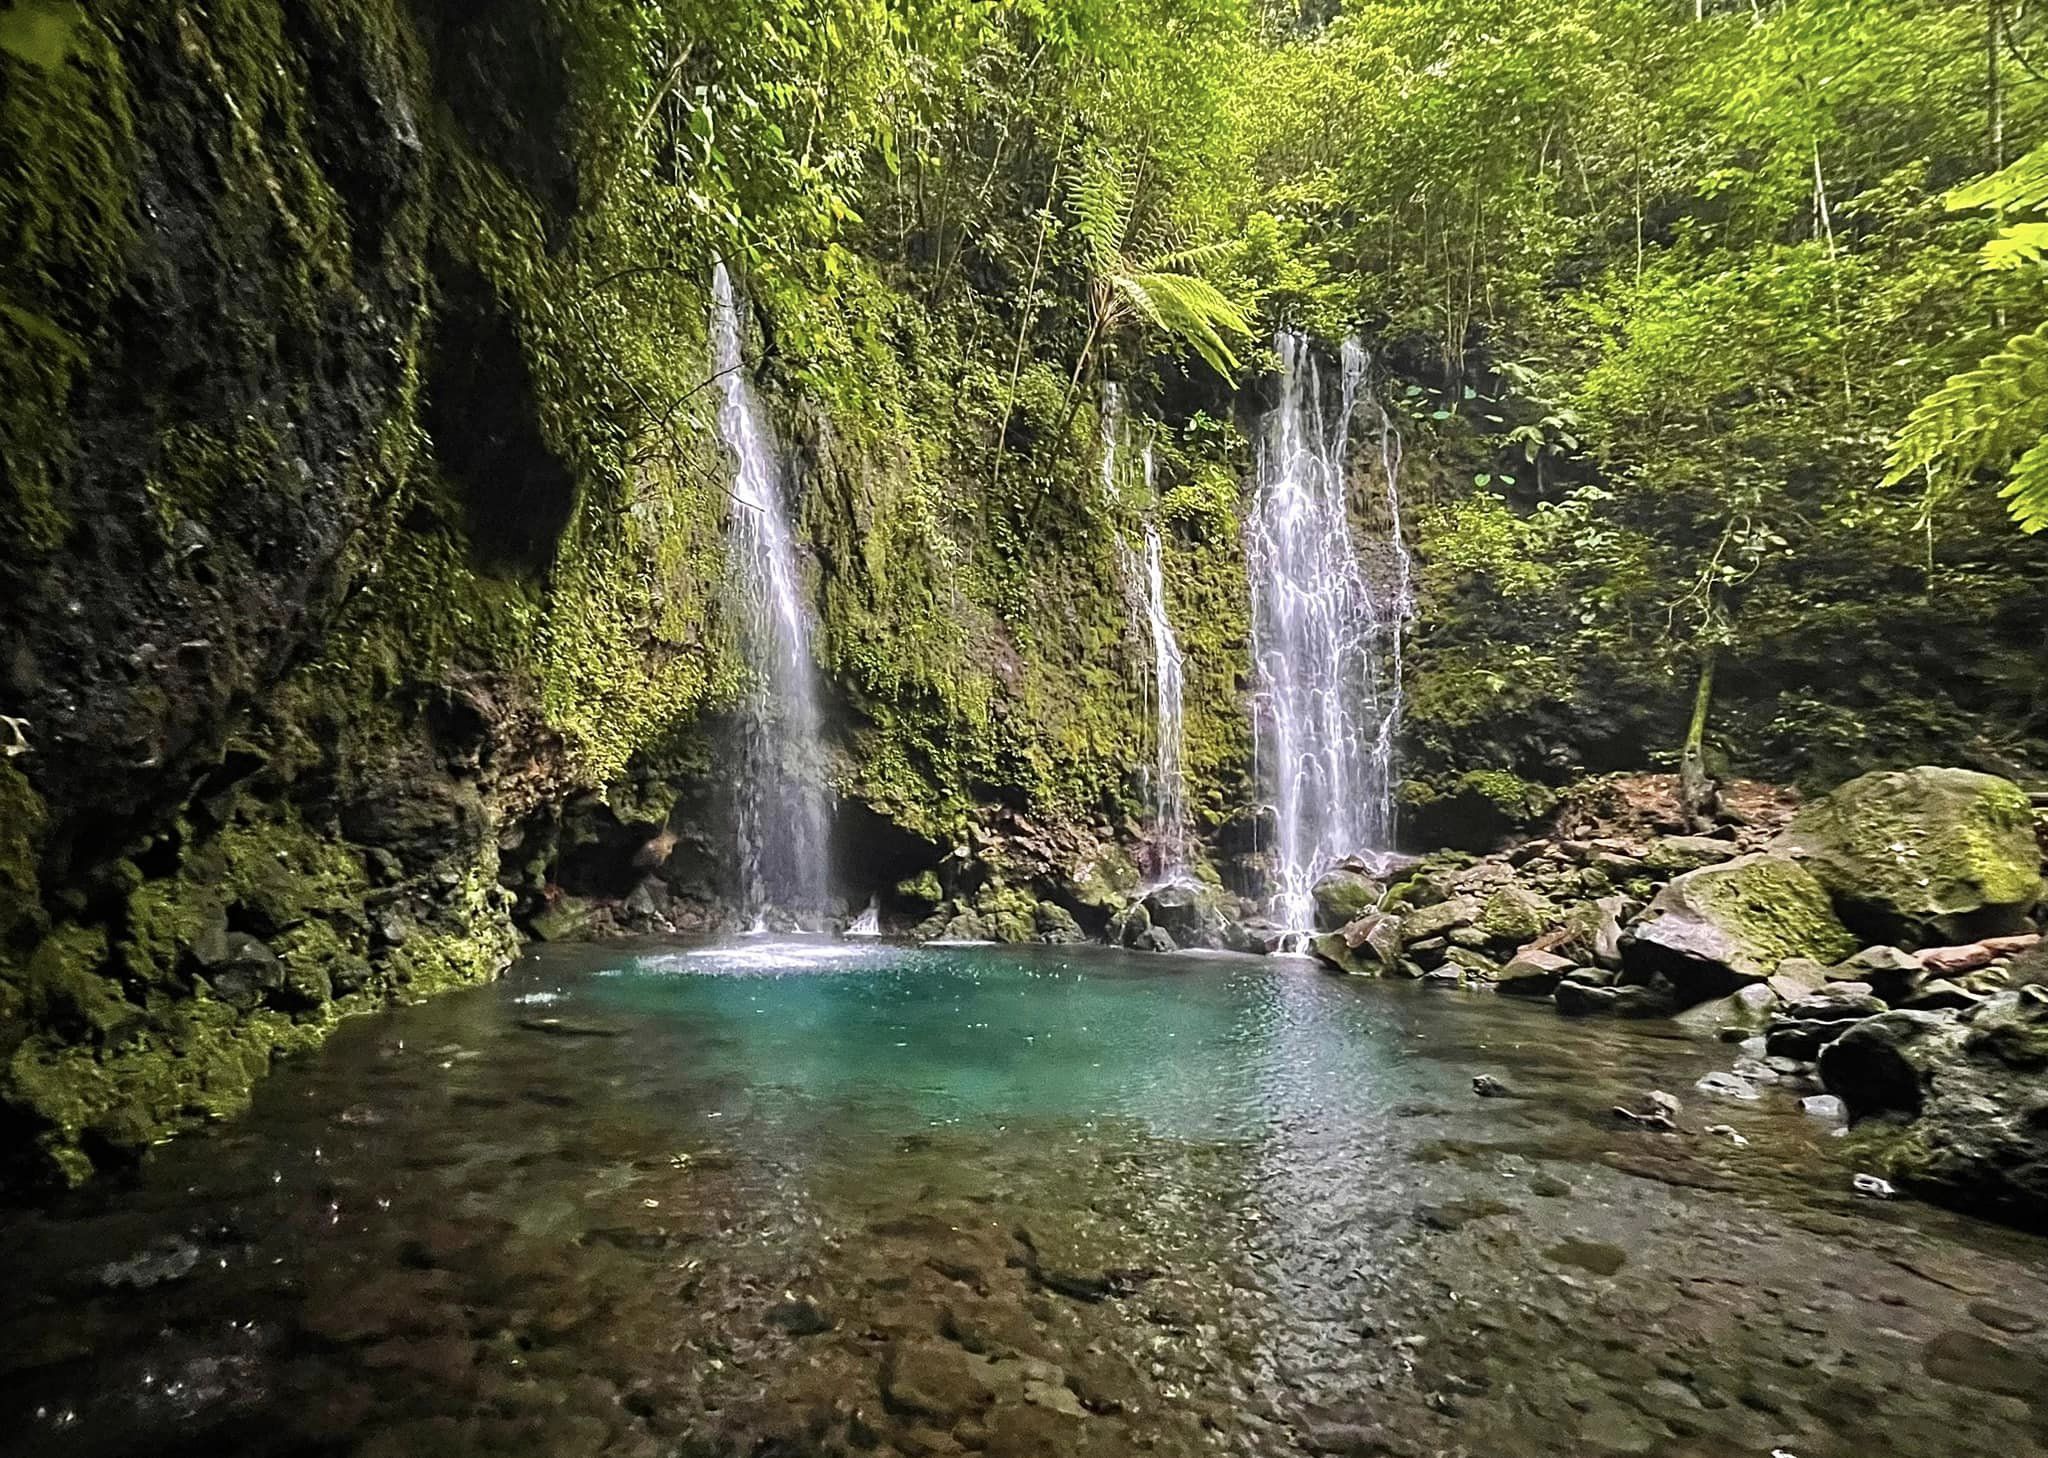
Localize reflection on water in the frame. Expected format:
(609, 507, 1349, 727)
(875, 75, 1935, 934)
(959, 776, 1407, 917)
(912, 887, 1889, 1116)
(3, 940, 2047, 1458)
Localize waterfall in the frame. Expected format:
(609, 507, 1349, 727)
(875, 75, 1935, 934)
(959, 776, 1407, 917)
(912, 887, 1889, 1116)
(846, 898, 881, 938)
(1140, 449, 1189, 884)
(1105, 389, 1191, 884)
(1246, 331, 1411, 932)
(710, 262, 830, 925)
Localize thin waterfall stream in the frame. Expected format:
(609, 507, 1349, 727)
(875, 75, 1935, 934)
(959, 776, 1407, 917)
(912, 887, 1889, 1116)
(1140, 448, 1189, 884)
(710, 262, 830, 925)
(1105, 390, 1192, 884)
(1247, 331, 1412, 932)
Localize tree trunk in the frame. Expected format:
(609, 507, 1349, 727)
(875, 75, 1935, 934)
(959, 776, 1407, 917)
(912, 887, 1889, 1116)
(1678, 649, 1719, 832)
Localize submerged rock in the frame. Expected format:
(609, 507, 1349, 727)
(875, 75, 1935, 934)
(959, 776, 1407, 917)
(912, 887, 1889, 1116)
(1621, 854, 1855, 1004)
(1770, 766, 2045, 945)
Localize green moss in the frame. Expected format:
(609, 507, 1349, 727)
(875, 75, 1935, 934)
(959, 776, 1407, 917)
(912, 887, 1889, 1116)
(0, 761, 45, 949)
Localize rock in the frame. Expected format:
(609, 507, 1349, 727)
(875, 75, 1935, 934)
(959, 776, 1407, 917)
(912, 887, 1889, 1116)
(1817, 1010, 1956, 1117)
(1613, 1090, 1681, 1130)
(1496, 947, 1576, 995)
(1694, 1070, 1760, 1102)
(529, 896, 598, 942)
(208, 932, 284, 1009)
(1443, 946, 1500, 981)
(1141, 880, 1235, 949)
(1109, 900, 1151, 948)
(1672, 983, 1780, 1037)
(99, 1238, 202, 1289)
(1769, 766, 2045, 945)
(1476, 884, 1553, 947)
(1835, 944, 1926, 1002)
(764, 1299, 834, 1336)
(1033, 902, 1085, 944)
(1545, 1239, 1628, 1276)
(1767, 958, 1830, 1001)
(1800, 1094, 1845, 1121)
(1399, 896, 1480, 944)
(1135, 926, 1176, 954)
(882, 1343, 996, 1422)
(1422, 966, 1465, 988)
(1853, 1173, 1897, 1200)
(1472, 1075, 1512, 1098)
(1311, 867, 1384, 931)
(895, 869, 945, 909)
(1308, 930, 1371, 977)
(1919, 941, 1998, 977)
(622, 878, 663, 921)
(1620, 854, 1856, 1004)
(1903, 978, 1983, 1012)
(1782, 988, 1887, 1023)
(943, 910, 996, 942)
(1641, 834, 1740, 874)
(1556, 980, 1673, 1018)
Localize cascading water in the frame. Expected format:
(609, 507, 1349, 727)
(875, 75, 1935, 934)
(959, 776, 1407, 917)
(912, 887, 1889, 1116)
(846, 898, 881, 938)
(1105, 388, 1192, 884)
(1139, 449, 1189, 883)
(1246, 331, 1412, 933)
(710, 261, 830, 925)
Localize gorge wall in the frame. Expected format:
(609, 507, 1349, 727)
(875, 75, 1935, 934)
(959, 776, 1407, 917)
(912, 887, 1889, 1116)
(5, 0, 2048, 1189)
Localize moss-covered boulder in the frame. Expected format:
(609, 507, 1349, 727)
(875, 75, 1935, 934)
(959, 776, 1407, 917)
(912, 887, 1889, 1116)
(1770, 767, 2045, 946)
(1476, 884, 1553, 948)
(1621, 854, 1856, 1004)
(1311, 867, 1383, 932)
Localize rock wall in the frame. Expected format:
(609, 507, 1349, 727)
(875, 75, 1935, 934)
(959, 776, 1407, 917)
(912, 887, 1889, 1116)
(0, 0, 1249, 1188)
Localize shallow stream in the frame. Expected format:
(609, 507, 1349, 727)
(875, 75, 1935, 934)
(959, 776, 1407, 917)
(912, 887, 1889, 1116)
(5, 941, 2046, 1457)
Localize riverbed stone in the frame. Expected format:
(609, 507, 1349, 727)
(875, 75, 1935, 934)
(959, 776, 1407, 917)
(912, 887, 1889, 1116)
(1621, 854, 1856, 1004)
(883, 1342, 998, 1422)
(1641, 834, 1740, 874)
(1496, 947, 1576, 995)
(1769, 766, 2045, 945)
(1476, 884, 1553, 947)
(1399, 896, 1480, 944)
(1672, 982, 1780, 1037)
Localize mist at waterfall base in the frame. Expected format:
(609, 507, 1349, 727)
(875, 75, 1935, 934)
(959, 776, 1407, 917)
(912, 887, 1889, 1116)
(710, 263, 831, 926)
(1247, 332, 1413, 932)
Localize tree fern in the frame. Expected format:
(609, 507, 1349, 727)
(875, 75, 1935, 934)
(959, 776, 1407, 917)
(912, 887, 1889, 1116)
(1886, 142, 2048, 532)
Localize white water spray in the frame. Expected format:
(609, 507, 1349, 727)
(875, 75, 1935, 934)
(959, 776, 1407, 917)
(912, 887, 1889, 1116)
(710, 262, 830, 924)
(1246, 331, 1411, 931)
(846, 898, 881, 938)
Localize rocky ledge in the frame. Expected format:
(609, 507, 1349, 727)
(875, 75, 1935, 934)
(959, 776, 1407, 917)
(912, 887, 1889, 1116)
(1300, 766, 2048, 1231)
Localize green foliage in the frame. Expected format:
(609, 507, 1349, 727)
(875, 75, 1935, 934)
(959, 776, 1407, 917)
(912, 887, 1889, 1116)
(1889, 143, 2048, 533)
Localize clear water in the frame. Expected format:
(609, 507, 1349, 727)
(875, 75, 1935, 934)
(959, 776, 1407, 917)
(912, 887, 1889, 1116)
(1247, 332, 1413, 928)
(4, 942, 2046, 1458)
(710, 263, 830, 921)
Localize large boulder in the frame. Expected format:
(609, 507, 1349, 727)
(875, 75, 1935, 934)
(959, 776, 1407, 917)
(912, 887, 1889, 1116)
(1620, 854, 1856, 1004)
(1817, 991, 2048, 1227)
(1140, 880, 1244, 951)
(1769, 767, 2044, 946)
(1311, 867, 1384, 932)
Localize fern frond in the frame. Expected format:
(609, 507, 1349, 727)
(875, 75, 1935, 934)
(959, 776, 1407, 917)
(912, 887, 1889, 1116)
(1119, 270, 1253, 377)
(1981, 222, 2048, 271)
(1072, 147, 1136, 278)
(1950, 142, 2048, 216)
(1887, 321, 2048, 481)
(2001, 437, 2048, 533)
(1140, 239, 1239, 274)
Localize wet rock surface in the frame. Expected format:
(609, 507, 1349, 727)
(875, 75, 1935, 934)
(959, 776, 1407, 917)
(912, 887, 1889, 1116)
(3, 940, 2047, 1458)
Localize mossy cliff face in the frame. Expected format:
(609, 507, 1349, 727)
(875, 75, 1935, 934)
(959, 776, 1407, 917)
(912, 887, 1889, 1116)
(0, 2, 1255, 1185)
